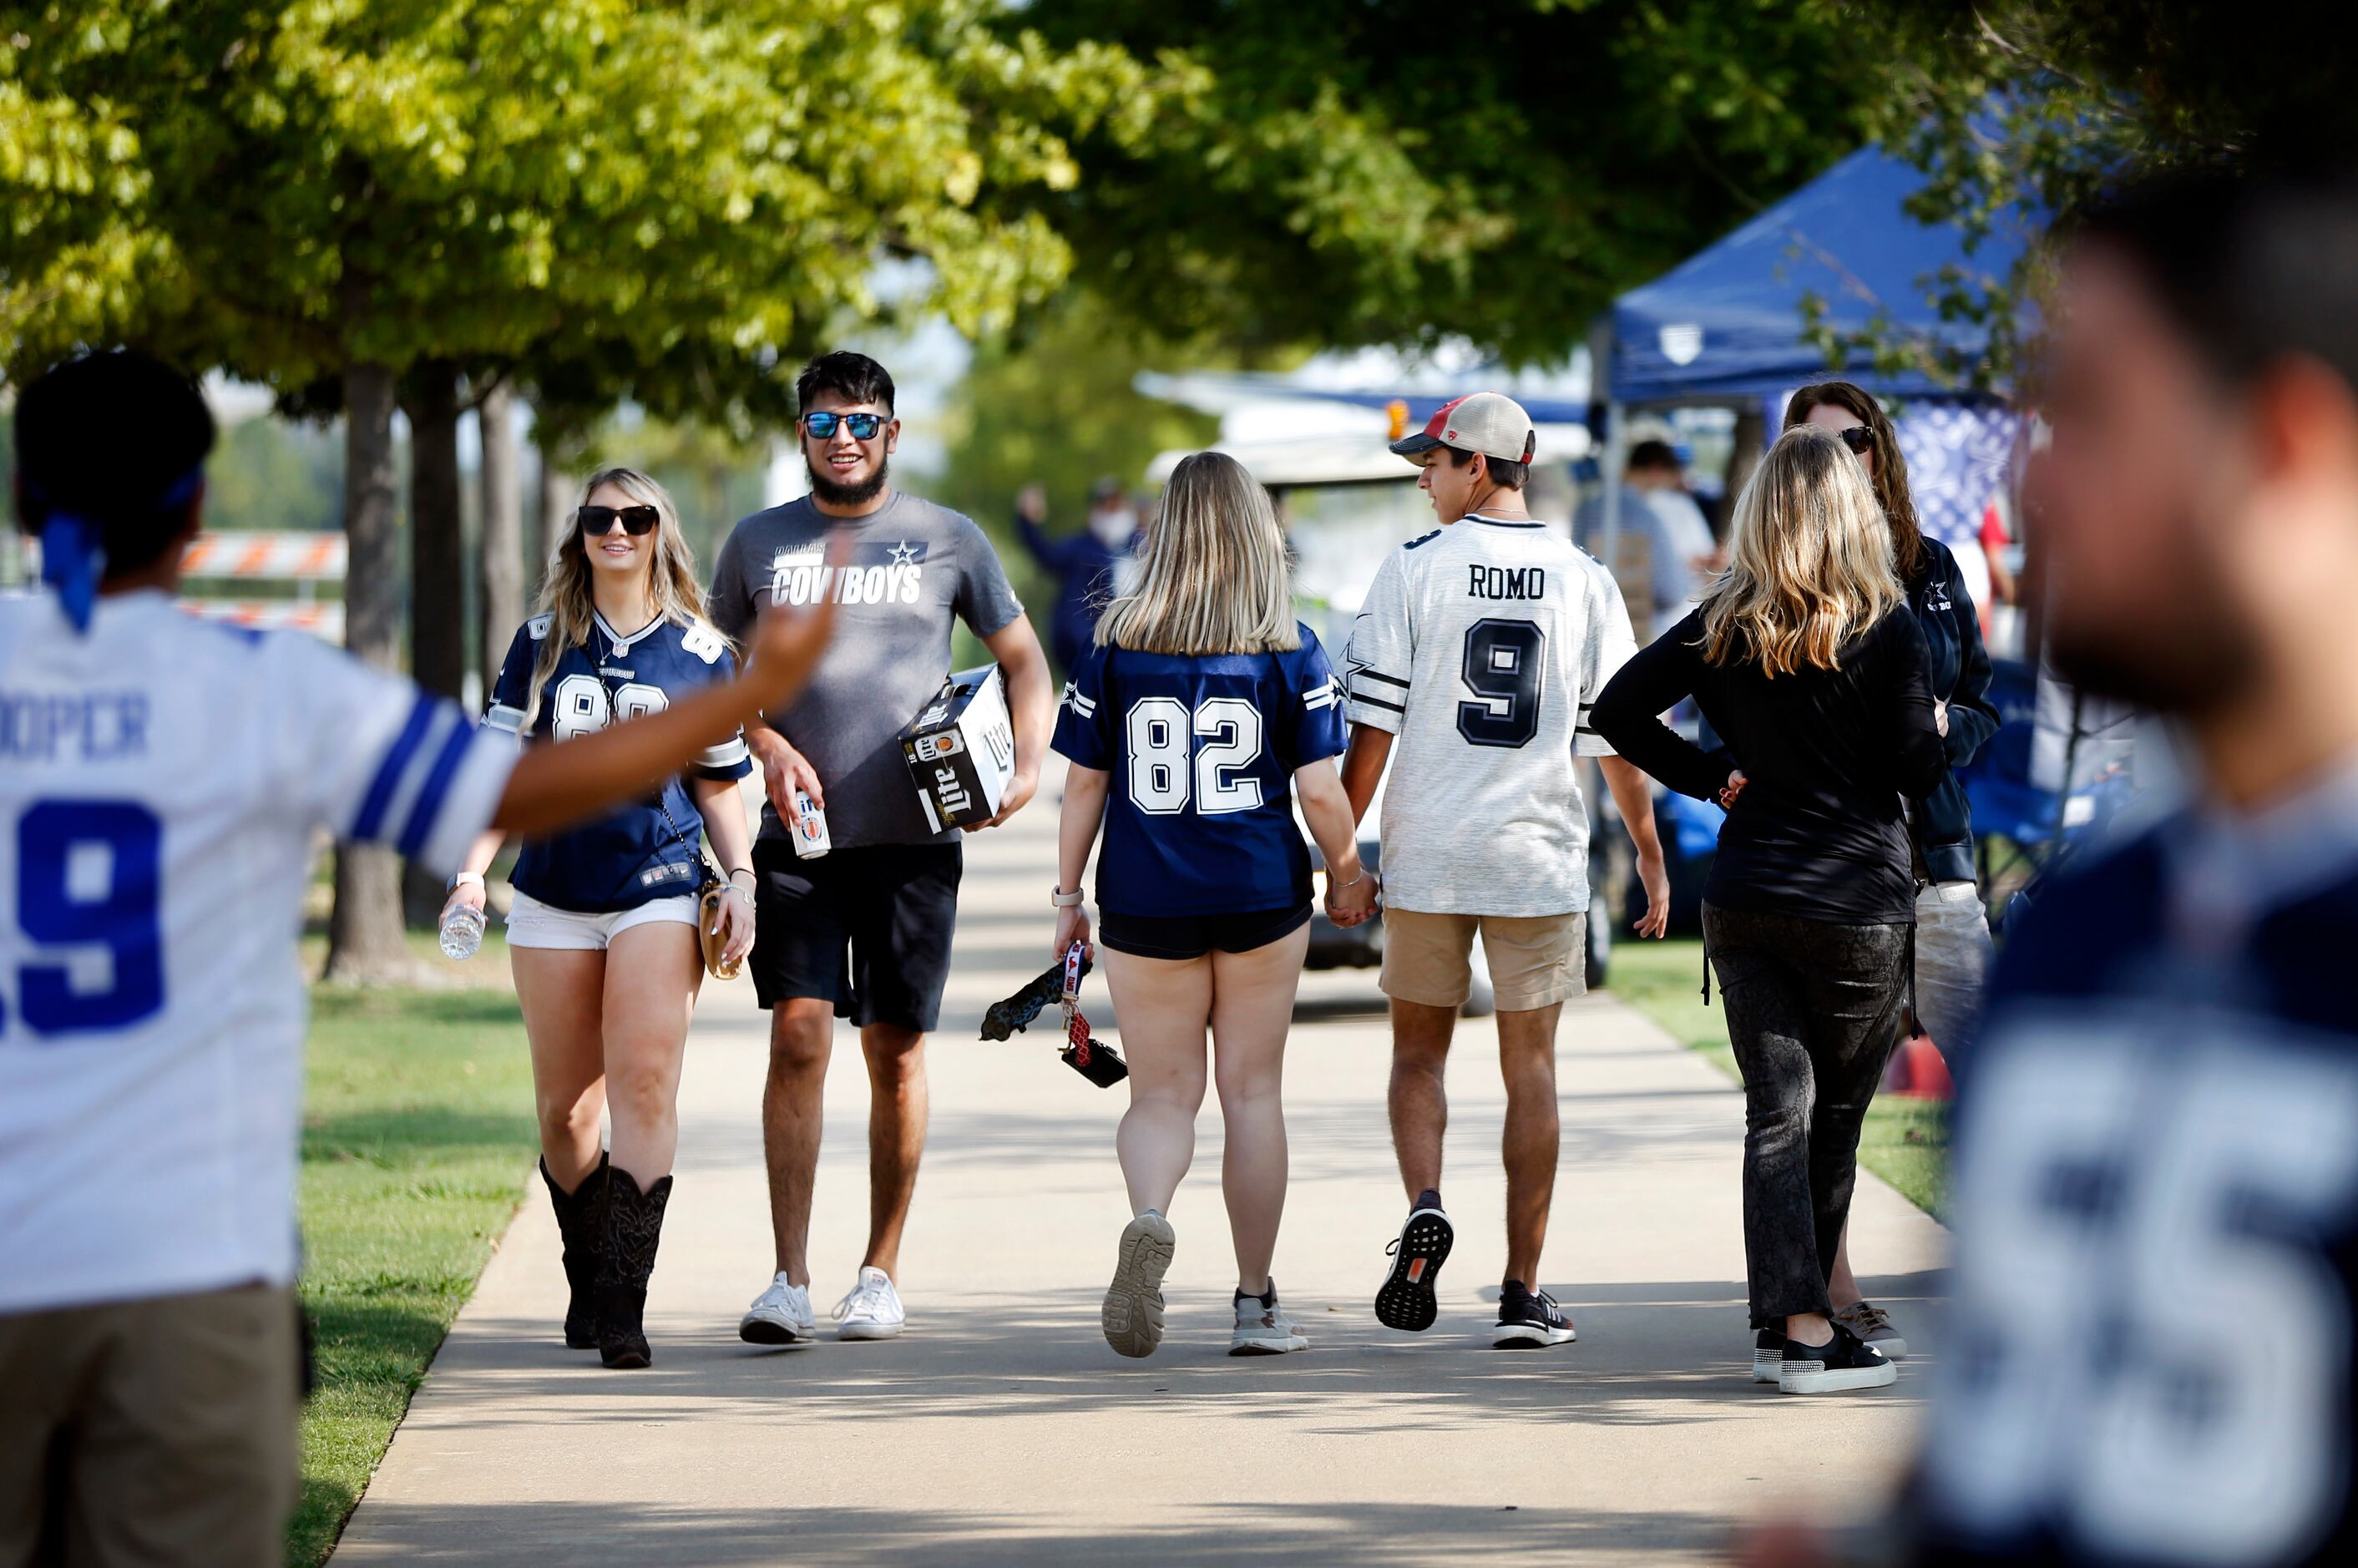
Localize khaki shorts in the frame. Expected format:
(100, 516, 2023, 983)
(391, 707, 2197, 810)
(0, 1282, 299, 1566)
(1381, 908, 1587, 1010)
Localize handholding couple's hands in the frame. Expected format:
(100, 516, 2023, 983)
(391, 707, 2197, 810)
(1325, 867, 1379, 928)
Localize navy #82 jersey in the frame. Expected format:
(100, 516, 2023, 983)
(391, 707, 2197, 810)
(1343, 516, 1637, 918)
(485, 609, 750, 913)
(1051, 626, 1347, 918)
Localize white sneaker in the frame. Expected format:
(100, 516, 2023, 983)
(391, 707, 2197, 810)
(1230, 1284, 1309, 1356)
(739, 1273, 817, 1345)
(832, 1266, 906, 1340)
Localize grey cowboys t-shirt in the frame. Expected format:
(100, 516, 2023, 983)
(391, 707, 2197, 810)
(709, 490, 1025, 849)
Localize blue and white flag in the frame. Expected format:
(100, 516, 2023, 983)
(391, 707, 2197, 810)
(1895, 399, 2022, 546)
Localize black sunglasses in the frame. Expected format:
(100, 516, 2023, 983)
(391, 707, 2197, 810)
(578, 503, 660, 537)
(1834, 425, 1876, 456)
(802, 411, 885, 441)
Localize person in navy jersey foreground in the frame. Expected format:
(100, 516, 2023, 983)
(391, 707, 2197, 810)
(446, 467, 759, 1370)
(1051, 450, 1377, 1359)
(1892, 165, 2358, 1565)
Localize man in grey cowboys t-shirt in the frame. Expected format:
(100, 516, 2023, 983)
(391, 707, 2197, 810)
(708, 352, 1054, 1345)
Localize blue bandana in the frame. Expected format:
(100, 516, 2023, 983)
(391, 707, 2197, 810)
(29, 470, 200, 633)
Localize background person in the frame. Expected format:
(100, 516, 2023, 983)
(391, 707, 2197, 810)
(1343, 392, 1672, 1351)
(0, 352, 833, 1565)
(1906, 164, 2358, 1566)
(1591, 424, 1946, 1395)
(1051, 451, 1376, 1360)
(1016, 476, 1142, 677)
(1782, 380, 2001, 1364)
(709, 351, 1054, 1346)
(1579, 437, 1725, 636)
(443, 468, 757, 1371)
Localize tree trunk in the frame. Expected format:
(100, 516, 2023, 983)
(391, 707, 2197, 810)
(324, 360, 418, 984)
(534, 422, 574, 603)
(478, 380, 525, 695)
(402, 361, 468, 928)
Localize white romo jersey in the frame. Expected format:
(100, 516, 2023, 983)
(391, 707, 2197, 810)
(1345, 515, 1637, 917)
(0, 592, 514, 1314)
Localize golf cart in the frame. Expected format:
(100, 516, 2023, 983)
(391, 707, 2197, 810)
(1145, 424, 1602, 1015)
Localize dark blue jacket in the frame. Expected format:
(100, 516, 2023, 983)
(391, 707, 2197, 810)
(1016, 512, 1133, 670)
(1909, 538, 1999, 883)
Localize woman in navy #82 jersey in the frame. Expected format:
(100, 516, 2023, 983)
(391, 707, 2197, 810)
(444, 467, 758, 1370)
(1049, 451, 1374, 1359)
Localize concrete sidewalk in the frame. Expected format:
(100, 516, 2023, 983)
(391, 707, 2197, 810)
(333, 790, 1947, 1565)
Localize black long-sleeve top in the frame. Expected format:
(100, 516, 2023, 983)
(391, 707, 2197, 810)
(1591, 605, 1949, 925)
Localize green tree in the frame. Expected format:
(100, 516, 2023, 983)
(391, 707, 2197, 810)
(1009, 0, 1877, 363)
(3, 0, 1167, 979)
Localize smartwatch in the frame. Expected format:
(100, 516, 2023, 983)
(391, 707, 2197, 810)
(1050, 887, 1085, 908)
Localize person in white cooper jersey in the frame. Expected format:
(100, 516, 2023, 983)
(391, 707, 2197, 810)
(0, 352, 833, 1565)
(1342, 391, 1672, 1349)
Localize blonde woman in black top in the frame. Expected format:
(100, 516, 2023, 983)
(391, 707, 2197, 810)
(1592, 425, 1946, 1393)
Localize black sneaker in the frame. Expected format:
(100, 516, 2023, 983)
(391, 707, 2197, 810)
(1492, 1281, 1576, 1348)
(1374, 1198, 1453, 1333)
(1779, 1323, 1896, 1393)
(1753, 1328, 1785, 1383)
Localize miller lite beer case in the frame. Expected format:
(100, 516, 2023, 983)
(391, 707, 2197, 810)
(901, 664, 1016, 832)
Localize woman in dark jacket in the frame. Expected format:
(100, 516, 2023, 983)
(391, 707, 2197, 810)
(1593, 427, 1947, 1393)
(1785, 381, 2001, 1363)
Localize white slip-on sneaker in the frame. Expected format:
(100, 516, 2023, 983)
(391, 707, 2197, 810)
(1230, 1283, 1309, 1356)
(832, 1266, 906, 1341)
(740, 1273, 817, 1345)
(1102, 1210, 1176, 1358)
(1753, 1329, 1785, 1383)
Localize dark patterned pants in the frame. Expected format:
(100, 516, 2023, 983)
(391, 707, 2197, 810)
(1703, 903, 1910, 1329)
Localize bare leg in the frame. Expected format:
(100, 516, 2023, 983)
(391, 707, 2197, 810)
(1101, 947, 1213, 1218)
(762, 998, 836, 1287)
(1210, 926, 1310, 1296)
(859, 1024, 929, 1280)
(511, 946, 610, 1191)
(1498, 1002, 1563, 1286)
(600, 923, 702, 1187)
(1828, 1220, 1863, 1309)
(1388, 999, 1457, 1200)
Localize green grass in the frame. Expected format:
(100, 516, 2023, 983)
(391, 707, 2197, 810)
(289, 976, 538, 1565)
(1607, 937, 1949, 1219)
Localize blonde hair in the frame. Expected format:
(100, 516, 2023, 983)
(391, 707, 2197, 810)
(1096, 451, 1299, 655)
(1696, 426, 1905, 676)
(523, 467, 731, 727)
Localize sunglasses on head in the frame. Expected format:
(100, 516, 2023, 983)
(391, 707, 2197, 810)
(802, 411, 885, 441)
(1834, 425, 1875, 456)
(578, 503, 660, 537)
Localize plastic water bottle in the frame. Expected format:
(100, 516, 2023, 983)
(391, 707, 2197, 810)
(438, 902, 486, 960)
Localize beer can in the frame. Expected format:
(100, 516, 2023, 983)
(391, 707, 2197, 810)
(791, 788, 831, 859)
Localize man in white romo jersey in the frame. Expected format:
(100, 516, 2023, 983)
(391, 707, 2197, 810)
(0, 353, 832, 1565)
(1342, 392, 1670, 1349)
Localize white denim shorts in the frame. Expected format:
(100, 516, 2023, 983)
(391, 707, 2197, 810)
(504, 891, 701, 951)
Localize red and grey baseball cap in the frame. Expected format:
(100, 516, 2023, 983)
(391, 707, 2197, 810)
(1389, 392, 1537, 464)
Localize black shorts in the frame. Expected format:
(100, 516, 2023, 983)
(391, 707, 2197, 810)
(750, 841, 963, 1032)
(1097, 903, 1313, 962)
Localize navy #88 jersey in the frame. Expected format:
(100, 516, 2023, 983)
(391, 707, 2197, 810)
(485, 609, 751, 913)
(1052, 626, 1347, 918)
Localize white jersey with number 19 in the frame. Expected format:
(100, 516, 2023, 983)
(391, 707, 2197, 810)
(1344, 515, 1637, 918)
(0, 592, 515, 1315)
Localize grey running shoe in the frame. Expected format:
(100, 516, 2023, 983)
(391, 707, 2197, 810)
(1230, 1284, 1308, 1356)
(1832, 1300, 1908, 1360)
(1102, 1211, 1176, 1358)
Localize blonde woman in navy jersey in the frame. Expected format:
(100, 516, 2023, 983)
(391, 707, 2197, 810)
(443, 468, 757, 1369)
(1052, 452, 1377, 1359)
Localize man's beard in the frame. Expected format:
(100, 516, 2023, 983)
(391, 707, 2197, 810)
(807, 452, 888, 509)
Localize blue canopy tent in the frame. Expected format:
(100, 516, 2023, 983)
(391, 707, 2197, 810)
(1604, 144, 2032, 407)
